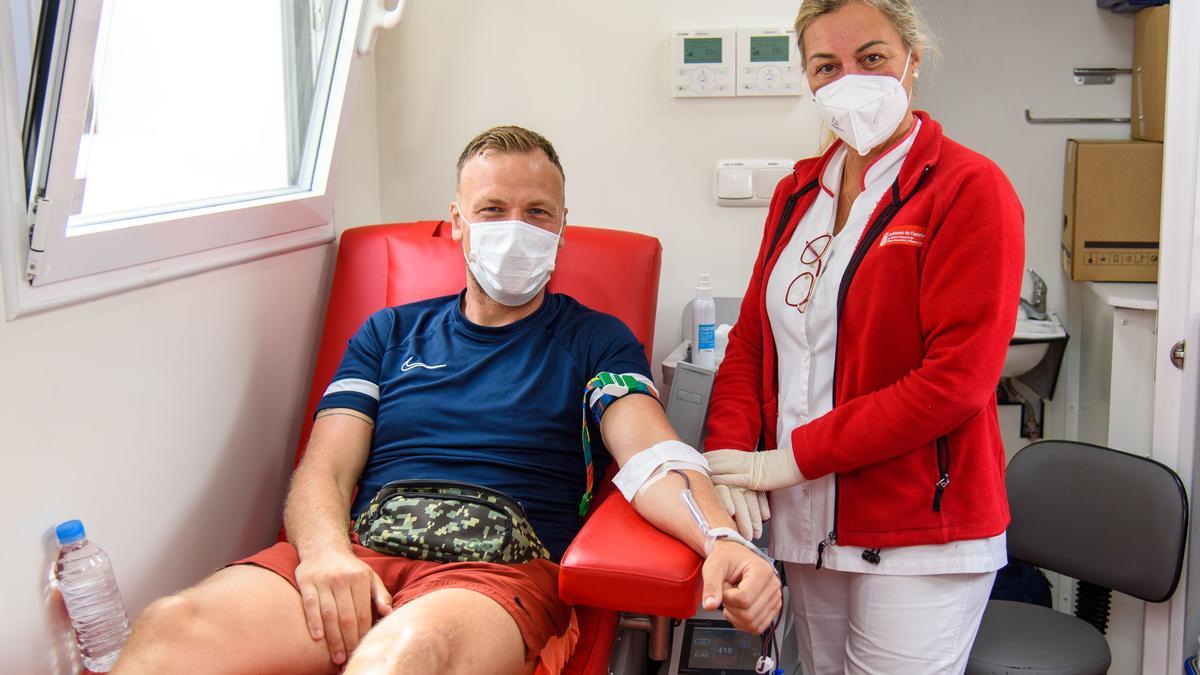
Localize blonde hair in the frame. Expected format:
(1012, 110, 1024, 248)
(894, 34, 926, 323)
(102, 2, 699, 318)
(793, 0, 938, 67)
(456, 125, 564, 185)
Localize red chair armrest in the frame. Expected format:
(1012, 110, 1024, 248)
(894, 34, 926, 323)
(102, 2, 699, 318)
(558, 490, 703, 619)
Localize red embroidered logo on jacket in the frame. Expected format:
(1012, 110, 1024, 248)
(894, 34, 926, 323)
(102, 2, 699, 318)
(878, 225, 927, 248)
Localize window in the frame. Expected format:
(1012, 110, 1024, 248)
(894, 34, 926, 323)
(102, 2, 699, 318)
(1, 0, 398, 318)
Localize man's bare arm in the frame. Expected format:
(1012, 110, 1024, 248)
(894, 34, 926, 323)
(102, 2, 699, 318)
(284, 408, 372, 554)
(599, 395, 781, 633)
(284, 409, 389, 666)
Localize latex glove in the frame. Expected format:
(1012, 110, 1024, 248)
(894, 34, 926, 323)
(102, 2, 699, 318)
(705, 448, 805, 492)
(713, 484, 771, 540)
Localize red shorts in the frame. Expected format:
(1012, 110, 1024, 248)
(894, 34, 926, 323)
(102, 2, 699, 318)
(233, 542, 573, 663)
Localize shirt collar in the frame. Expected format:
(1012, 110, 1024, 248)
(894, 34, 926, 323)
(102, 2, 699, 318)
(817, 116, 923, 197)
(860, 117, 922, 190)
(818, 147, 846, 198)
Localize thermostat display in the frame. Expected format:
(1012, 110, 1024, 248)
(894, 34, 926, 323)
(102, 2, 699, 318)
(671, 30, 735, 97)
(737, 28, 802, 96)
(750, 35, 790, 63)
(683, 38, 723, 64)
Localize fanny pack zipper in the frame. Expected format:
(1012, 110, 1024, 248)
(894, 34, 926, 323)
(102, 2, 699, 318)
(368, 483, 524, 553)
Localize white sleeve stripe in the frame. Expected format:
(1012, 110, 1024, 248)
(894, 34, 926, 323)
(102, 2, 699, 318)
(323, 378, 380, 400)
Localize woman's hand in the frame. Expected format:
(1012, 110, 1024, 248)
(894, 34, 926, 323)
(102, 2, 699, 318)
(713, 484, 770, 540)
(705, 448, 806, 492)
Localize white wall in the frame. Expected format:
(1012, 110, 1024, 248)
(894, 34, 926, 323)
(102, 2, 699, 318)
(917, 0, 1134, 445)
(1, 54, 381, 675)
(373, 0, 822, 369)
(372, 0, 1134, 375)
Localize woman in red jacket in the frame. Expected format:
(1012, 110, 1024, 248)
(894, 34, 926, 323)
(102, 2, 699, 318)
(702, 1, 1024, 672)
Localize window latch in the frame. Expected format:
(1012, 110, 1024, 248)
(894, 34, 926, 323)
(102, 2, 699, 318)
(26, 197, 49, 282)
(1170, 340, 1186, 371)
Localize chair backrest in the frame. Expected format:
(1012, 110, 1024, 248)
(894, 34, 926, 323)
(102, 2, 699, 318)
(1006, 440, 1188, 602)
(293, 220, 662, 470)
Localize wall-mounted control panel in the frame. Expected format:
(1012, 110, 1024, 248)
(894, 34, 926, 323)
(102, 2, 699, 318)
(715, 159, 795, 207)
(670, 30, 736, 97)
(671, 28, 802, 98)
(736, 28, 803, 96)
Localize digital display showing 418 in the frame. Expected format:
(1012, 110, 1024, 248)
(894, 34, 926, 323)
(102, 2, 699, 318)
(680, 625, 759, 674)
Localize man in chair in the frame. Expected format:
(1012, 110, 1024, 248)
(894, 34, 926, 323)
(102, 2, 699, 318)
(114, 126, 780, 675)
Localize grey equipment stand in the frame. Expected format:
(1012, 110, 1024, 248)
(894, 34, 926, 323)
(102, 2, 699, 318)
(663, 298, 741, 448)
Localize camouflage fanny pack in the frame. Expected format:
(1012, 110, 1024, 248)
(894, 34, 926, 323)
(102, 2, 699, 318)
(352, 480, 552, 564)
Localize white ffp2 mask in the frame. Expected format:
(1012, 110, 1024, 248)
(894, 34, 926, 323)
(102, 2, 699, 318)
(813, 52, 912, 156)
(459, 209, 563, 307)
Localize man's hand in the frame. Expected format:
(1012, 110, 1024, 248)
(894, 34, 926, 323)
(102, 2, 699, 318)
(295, 549, 393, 666)
(713, 484, 770, 540)
(705, 448, 805, 492)
(700, 541, 782, 634)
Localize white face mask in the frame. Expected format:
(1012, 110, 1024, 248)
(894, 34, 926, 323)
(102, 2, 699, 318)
(813, 52, 913, 156)
(458, 207, 564, 307)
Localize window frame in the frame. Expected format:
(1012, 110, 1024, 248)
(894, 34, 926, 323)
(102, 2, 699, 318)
(2, 0, 369, 319)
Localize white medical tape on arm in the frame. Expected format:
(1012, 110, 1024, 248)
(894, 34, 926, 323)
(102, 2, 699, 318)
(612, 439, 708, 502)
(637, 460, 706, 497)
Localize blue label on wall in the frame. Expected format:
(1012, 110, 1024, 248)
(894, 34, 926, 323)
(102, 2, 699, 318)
(697, 324, 715, 350)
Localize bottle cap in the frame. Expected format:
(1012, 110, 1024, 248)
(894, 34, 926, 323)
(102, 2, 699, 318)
(55, 519, 86, 545)
(697, 273, 711, 290)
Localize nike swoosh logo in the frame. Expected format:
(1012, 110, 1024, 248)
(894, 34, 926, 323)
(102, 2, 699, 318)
(400, 356, 447, 372)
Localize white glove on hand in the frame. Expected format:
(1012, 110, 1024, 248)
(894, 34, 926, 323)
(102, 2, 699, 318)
(705, 448, 806, 492)
(713, 484, 771, 540)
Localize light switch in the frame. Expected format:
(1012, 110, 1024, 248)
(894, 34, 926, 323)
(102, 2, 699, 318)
(716, 167, 754, 200)
(754, 166, 792, 199)
(715, 159, 795, 207)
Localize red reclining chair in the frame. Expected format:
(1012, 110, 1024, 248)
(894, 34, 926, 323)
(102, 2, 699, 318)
(289, 221, 704, 674)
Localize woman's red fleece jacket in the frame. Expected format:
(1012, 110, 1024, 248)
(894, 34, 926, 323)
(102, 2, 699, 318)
(704, 111, 1025, 549)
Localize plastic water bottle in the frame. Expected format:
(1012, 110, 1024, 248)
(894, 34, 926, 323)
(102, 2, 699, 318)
(692, 273, 716, 369)
(54, 520, 131, 672)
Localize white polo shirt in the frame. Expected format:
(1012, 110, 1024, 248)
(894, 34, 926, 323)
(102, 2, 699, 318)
(764, 120, 1007, 574)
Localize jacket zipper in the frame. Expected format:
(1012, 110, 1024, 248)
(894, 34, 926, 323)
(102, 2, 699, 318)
(817, 163, 934, 568)
(761, 178, 820, 451)
(815, 530, 837, 569)
(763, 178, 820, 277)
(933, 436, 951, 512)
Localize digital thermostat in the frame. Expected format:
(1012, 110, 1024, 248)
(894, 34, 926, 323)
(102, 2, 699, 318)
(671, 29, 735, 98)
(736, 28, 803, 96)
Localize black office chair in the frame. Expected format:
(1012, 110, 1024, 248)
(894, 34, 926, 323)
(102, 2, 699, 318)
(967, 440, 1188, 675)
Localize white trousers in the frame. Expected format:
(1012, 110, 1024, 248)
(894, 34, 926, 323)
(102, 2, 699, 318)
(784, 563, 996, 675)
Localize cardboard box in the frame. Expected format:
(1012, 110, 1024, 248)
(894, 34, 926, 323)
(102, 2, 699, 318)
(1062, 139, 1162, 282)
(1132, 5, 1168, 142)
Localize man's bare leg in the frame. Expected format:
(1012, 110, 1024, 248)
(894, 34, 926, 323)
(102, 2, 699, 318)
(112, 565, 335, 675)
(344, 588, 535, 675)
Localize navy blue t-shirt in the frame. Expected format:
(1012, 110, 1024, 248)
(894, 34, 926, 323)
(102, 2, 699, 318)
(316, 292, 652, 559)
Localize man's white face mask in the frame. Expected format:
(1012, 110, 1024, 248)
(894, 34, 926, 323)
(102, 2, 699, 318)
(812, 52, 913, 157)
(458, 207, 564, 307)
